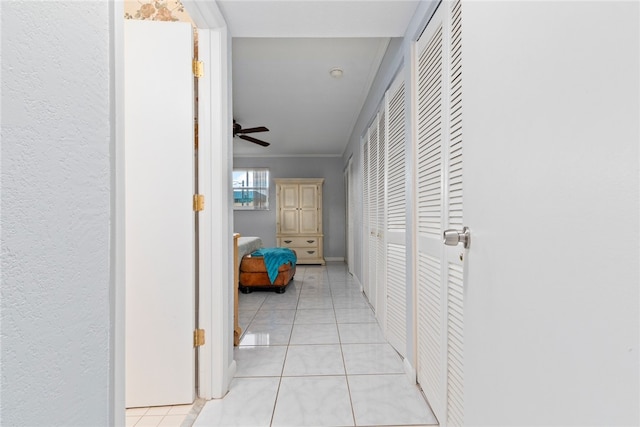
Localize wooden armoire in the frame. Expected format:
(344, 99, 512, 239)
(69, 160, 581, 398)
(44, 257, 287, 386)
(275, 178, 325, 265)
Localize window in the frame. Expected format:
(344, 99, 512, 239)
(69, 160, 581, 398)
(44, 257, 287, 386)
(233, 168, 269, 210)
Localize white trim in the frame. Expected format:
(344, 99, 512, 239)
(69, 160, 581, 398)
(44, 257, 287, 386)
(352, 270, 364, 294)
(403, 357, 417, 384)
(324, 257, 345, 262)
(196, 28, 213, 400)
(183, 0, 234, 401)
(111, 1, 125, 425)
(183, 0, 227, 29)
(203, 27, 234, 399)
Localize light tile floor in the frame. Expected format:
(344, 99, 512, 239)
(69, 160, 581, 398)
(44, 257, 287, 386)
(126, 403, 194, 427)
(194, 262, 438, 427)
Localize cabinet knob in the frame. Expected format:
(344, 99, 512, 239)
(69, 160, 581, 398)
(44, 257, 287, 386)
(307, 240, 315, 244)
(284, 240, 292, 244)
(307, 251, 315, 254)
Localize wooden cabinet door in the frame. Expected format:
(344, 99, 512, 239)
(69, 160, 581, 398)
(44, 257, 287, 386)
(279, 184, 299, 233)
(299, 184, 319, 234)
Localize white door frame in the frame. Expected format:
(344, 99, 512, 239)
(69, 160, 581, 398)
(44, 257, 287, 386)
(113, 1, 234, 422)
(345, 156, 355, 275)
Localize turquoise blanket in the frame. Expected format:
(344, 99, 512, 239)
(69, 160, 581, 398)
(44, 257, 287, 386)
(251, 247, 297, 284)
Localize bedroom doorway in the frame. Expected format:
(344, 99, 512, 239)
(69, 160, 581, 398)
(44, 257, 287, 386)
(118, 17, 234, 416)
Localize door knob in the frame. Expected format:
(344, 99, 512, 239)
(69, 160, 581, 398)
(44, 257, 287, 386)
(443, 226, 470, 249)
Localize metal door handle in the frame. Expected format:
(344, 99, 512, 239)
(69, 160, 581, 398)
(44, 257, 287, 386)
(443, 227, 470, 248)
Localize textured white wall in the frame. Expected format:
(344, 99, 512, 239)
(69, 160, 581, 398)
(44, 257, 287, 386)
(1, 1, 112, 425)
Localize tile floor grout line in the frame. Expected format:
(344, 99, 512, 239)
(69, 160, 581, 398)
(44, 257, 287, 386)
(229, 264, 436, 427)
(270, 269, 305, 427)
(331, 271, 358, 427)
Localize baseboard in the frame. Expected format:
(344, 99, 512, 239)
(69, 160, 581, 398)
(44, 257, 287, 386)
(404, 358, 417, 384)
(324, 257, 345, 262)
(228, 359, 237, 385)
(352, 274, 364, 293)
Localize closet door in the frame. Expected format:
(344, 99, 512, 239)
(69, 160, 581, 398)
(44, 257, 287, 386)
(366, 115, 380, 308)
(384, 71, 407, 357)
(375, 109, 387, 319)
(414, 2, 466, 425)
(125, 20, 195, 407)
(446, 3, 465, 425)
(415, 10, 446, 419)
(362, 137, 370, 291)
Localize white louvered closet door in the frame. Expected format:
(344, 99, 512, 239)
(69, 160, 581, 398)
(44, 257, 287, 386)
(362, 137, 370, 292)
(384, 71, 407, 357)
(415, 1, 465, 426)
(366, 116, 380, 308)
(375, 109, 387, 319)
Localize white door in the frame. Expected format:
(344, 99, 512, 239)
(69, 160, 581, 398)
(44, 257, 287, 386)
(414, 1, 465, 425)
(366, 116, 379, 309)
(362, 137, 370, 292)
(384, 71, 407, 357)
(125, 19, 195, 408)
(375, 108, 387, 320)
(460, 1, 638, 425)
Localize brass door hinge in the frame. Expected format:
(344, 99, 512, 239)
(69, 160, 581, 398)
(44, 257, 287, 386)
(193, 194, 205, 211)
(194, 329, 205, 347)
(192, 60, 204, 78)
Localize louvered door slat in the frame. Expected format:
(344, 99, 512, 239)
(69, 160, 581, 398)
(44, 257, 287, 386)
(375, 109, 386, 314)
(387, 82, 406, 231)
(416, 16, 445, 416)
(386, 243, 406, 354)
(447, 263, 465, 427)
(447, 1, 465, 426)
(385, 72, 407, 356)
(363, 138, 370, 290)
(417, 254, 443, 414)
(417, 22, 443, 237)
(367, 118, 379, 305)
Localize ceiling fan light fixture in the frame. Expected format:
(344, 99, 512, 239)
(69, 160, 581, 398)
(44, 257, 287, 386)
(329, 67, 344, 79)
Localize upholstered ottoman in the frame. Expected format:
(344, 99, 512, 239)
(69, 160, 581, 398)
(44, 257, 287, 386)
(239, 248, 296, 294)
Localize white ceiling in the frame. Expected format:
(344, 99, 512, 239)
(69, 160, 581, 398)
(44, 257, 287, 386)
(216, 0, 422, 157)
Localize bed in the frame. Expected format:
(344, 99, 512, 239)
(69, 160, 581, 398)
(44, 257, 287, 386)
(233, 235, 263, 345)
(237, 236, 264, 266)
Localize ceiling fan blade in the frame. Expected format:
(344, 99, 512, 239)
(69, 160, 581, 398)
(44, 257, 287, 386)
(238, 126, 269, 134)
(239, 134, 270, 147)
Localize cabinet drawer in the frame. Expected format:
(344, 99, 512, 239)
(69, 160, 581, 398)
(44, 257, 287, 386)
(279, 237, 319, 248)
(293, 247, 321, 260)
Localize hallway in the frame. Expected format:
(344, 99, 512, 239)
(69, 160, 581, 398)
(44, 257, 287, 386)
(194, 262, 437, 426)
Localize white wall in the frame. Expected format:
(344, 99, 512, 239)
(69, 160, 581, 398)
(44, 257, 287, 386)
(463, 2, 639, 425)
(1, 1, 113, 425)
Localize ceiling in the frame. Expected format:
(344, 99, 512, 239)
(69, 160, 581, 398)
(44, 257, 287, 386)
(216, 0, 422, 157)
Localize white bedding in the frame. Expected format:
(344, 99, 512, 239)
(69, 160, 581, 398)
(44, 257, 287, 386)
(237, 236, 263, 266)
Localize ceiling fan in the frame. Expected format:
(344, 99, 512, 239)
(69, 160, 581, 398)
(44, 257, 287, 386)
(233, 120, 270, 147)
